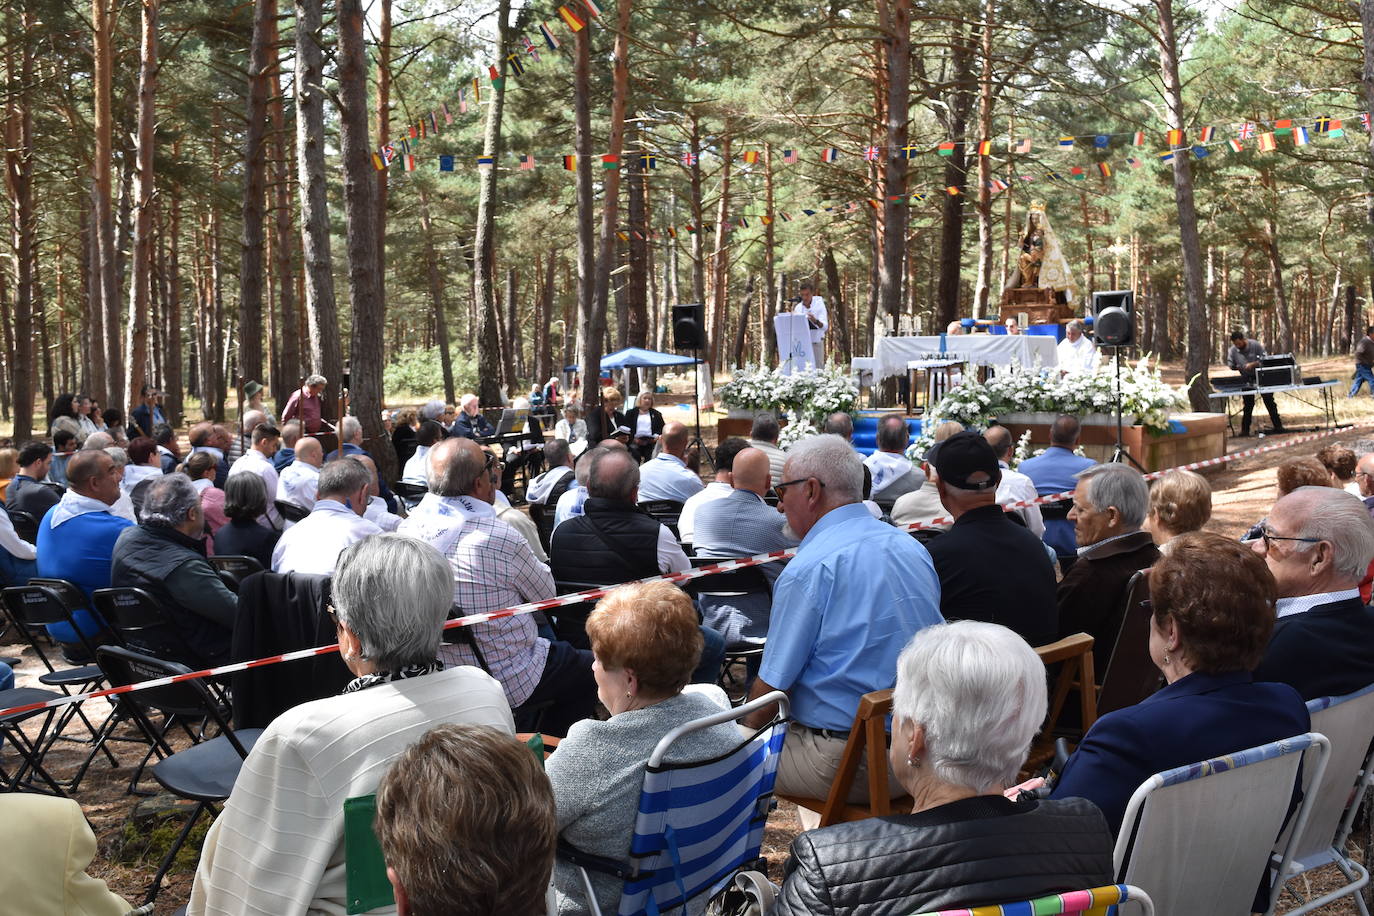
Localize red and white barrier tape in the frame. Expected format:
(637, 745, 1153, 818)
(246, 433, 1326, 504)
(0, 422, 1361, 722)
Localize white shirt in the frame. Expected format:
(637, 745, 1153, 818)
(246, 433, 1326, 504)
(188, 667, 514, 916)
(554, 485, 588, 528)
(637, 453, 705, 504)
(678, 481, 732, 544)
(792, 295, 829, 344)
(363, 495, 402, 532)
(229, 449, 281, 528)
(401, 445, 430, 485)
(527, 465, 573, 505)
(1276, 588, 1362, 619)
(655, 524, 692, 574)
(276, 461, 320, 512)
(747, 439, 788, 486)
(996, 463, 1045, 538)
(0, 505, 36, 561)
(1057, 334, 1099, 374)
(271, 499, 382, 574)
(121, 463, 163, 497)
(635, 413, 654, 438)
(865, 451, 915, 497)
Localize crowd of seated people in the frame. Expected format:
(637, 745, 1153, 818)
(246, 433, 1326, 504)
(14, 378, 1374, 916)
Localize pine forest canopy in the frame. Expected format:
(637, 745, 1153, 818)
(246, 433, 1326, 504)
(4, 0, 1374, 469)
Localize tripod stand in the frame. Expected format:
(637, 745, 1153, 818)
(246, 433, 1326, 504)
(1109, 346, 1146, 471)
(688, 343, 715, 471)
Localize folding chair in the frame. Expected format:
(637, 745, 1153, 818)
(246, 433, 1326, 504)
(1095, 572, 1162, 718)
(551, 579, 619, 650)
(0, 685, 67, 796)
(640, 499, 685, 539)
(777, 687, 913, 827)
(529, 500, 556, 553)
(1265, 685, 1374, 915)
(208, 554, 265, 590)
(1035, 632, 1098, 735)
(393, 481, 428, 510)
(1, 583, 127, 790)
(8, 508, 39, 545)
(91, 586, 205, 671)
(1115, 733, 1328, 915)
(96, 645, 263, 905)
(912, 883, 1155, 916)
(562, 690, 789, 916)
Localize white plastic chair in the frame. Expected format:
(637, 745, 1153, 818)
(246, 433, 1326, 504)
(1266, 684, 1374, 916)
(1115, 733, 1329, 916)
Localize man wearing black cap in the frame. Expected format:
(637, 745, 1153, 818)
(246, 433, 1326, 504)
(924, 430, 1058, 646)
(1226, 330, 1284, 437)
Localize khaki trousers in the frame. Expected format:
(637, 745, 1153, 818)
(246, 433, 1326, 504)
(773, 722, 902, 829)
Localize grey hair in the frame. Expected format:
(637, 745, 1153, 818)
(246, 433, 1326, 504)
(545, 439, 572, 469)
(104, 446, 129, 470)
(460, 393, 480, 409)
(821, 412, 854, 440)
(419, 399, 446, 422)
(1076, 462, 1148, 529)
(1066, 319, 1084, 333)
(332, 534, 452, 671)
(340, 415, 362, 443)
(306, 374, 327, 387)
(587, 447, 639, 502)
(141, 473, 202, 527)
(427, 440, 485, 497)
(1286, 486, 1374, 581)
(893, 621, 1047, 792)
(242, 409, 266, 434)
(875, 414, 910, 453)
(318, 456, 373, 499)
(785, 434, 863, 503)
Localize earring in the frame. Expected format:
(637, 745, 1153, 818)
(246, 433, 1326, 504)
(1163, 654, 1171, 666)
(908, 756, 920, 769)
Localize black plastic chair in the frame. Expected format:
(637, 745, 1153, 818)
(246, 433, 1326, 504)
(640, 500, 685, 539)
(208, 555, 265, 587)
(550, 579, 622, 649)
(394, 481, 428, 509)
(92, 587, 204, 669)
(96, 645, 263, 905)
(529, 500, 556, 554)
(1, 583, 125, 789)
(7, 508, 39, 545)
(0, 685, 67, 795)
(273, 498, 310, 523)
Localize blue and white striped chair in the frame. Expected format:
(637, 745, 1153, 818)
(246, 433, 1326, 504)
(1115, 733, 1329, 916)
(567, 690, 789, 916)
(1266, 684, 1374, 916)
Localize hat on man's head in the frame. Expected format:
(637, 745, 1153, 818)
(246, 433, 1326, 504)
(928, 430, 1001, 491)
(243, 380, 264, 399)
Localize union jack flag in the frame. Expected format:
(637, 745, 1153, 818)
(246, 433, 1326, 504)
(681, 151, 698, 166)
(863, 146, 880, 161)
(1363, 112, 1371, 131)
(1237, 122, 1255, 140)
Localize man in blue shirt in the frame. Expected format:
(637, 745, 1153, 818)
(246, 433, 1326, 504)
(636, 422, 706, 504)
(1018, 414, 1097, 564)
(743, 434, 943, 816)
(35, 449, 132, 656)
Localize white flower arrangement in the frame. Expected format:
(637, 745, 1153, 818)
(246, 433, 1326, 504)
(909, 356, 1188, 455)
(718, 365, 860, 434)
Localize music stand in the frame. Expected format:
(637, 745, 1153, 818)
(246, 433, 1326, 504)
(687, 344, 714, 471)
(1109, 346, 1146, 472)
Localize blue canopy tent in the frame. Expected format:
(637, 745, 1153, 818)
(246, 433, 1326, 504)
(599, 347, 701, 369)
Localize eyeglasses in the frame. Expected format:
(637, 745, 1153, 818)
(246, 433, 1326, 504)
(326, 604, 339, 624)
(483, 452, 504, 474)
(1258, 526, 1323, 552)
(774, 477, 824, 498)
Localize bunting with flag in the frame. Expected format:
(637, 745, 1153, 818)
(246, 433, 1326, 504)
(1198, 126, 1214, 142)
(1228, 138, 1244, 152)
(1294, 126, 1310, 146)
(1238, 122, 1255, 140)
(1258, 132, 1277, 152)
(1094, 135, 1109, 148)
(821, 148, 840, 162)
(1058, 137, 1074, 149)
(601, 154, 619, 169)
(519, 154, 535, 170)
(1013, 138, 1033, 153)
(743, 150, 760, 165)
(1132, 131, 1145, 146)
(938, 142, 956, 156)
(558, 5, 585, 31)
(539, 22, 561, 49)
(782, 149, 798, 164)
(978, 140, 993, 156)
(1166, 129, 1184, 147)
(562, 154, 577, 170)
(863, 146, 880, 161)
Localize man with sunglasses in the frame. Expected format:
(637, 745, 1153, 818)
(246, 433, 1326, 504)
(740, 434, 942, 825)
(1251, 486, 1374, 700)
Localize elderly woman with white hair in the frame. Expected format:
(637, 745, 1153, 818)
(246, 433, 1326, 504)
(189, 533, 514, 916)
(772, 621, 1114, 915)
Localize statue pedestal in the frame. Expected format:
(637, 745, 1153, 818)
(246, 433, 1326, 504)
(1000, 287, 1074, 326)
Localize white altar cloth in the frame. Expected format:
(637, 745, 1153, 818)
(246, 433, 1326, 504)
(873, 335, 1058, 382)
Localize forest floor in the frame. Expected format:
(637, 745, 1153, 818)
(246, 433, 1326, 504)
(6, 354, 1374, 911)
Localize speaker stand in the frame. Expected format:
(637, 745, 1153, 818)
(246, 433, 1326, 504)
(1109, 346, 1146, 472)
(686, 343, 715, 472)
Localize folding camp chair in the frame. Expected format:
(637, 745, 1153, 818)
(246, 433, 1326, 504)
(912, 883, 1155, 916)
(562, 690, 789, 916)
(1265, 684, 1374, 916)
(0, 685, 67, 795)
(1116, 733, 1328, 916)
(96, 645, 263, 904)
(207, 554, 265, 585)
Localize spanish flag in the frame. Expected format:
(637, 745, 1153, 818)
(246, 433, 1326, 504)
(558, 5, 586, 30)
(977, 139, 992, 156)
(1166, 129, 1183, 147)
(1257, 132, 1277, 152)
(743, 150, 759, 165)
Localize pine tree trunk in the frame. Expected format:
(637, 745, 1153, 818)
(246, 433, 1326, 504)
(1156, 0, 1211, 409)
(761, 143, 778, 364)
(935, 27, 973, 328)
(417, 186, 455, 404)
(124, 0, 158, 417)
(4, 10, 36, 438)
(91, 0, 115, 405)
(165, 191, 184, 425)
(238, 0, 273, 389)
(295, 0, 342, 407)
(474, 0, 512, 407)
(572, 24, 601, 397)
(270, 33, 299, 411)
(374, 0, 391, 280)
(338, 0, 392, 478)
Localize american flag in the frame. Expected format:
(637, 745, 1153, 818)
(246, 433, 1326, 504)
(1237, 122, 1255, 140)
(519, 155, 535, 170)
(782, 149, 799, 164)
(863, 146, 880, 161)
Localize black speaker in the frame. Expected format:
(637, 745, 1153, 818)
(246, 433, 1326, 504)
(672, 303, 706, 350)
(1092, 290, 1135, 347)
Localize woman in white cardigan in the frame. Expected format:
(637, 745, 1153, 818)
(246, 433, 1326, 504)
(189, 533, 515, 916)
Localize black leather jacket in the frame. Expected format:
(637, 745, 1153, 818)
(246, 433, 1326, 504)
(772, 796, 1113, 916)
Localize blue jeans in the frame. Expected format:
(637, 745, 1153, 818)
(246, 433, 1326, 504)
(1351, 365, 1374, 397)
(0, 552, 36, 588)
(692, 625, 726, 685)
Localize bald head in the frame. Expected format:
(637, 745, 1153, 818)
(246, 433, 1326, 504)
(731, 448, 772, 496)
(598, 438, 628, 451)
(661, 421, 689, 456)
(242, 409, 267, 435)
(295, 437, 324, 467)
(1359, 453, 1374, 498)
(82, 431, 113, 451)
(428, 437, 487, 497)
(983, 425, 1013, 461)
(353, 454, 380, 497)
